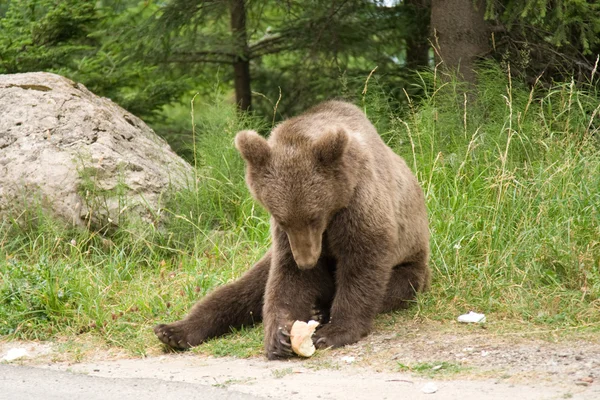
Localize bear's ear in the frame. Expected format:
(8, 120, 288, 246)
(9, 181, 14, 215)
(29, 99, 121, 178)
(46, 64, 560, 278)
(235, 130, 271, 167)
(313, 128, 348, 165)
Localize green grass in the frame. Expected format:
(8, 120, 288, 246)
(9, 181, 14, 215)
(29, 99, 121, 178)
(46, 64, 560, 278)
(1, 66, 599, 359)
(272, 367, 294, 379)
(193, 325, 264, 358)
(401, 67, 600, 327)
(397, 361, 466, 377)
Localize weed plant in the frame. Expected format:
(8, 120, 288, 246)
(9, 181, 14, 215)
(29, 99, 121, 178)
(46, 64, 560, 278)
(0, 65, 598, 357)
(397, 65, 600, 327)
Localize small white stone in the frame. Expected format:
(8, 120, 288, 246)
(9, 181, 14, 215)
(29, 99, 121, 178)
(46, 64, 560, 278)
(457, 311, 486, 323)
(2, 348, 28, 361)
(421, 382, 438, 394)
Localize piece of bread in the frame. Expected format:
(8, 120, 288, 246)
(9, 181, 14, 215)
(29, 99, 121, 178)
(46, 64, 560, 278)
(290, 320, 320, 357)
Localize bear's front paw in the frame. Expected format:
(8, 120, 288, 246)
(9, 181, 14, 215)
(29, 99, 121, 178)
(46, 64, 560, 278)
(154, 321, 199, 350)
(312, 323, 364, 349)
(265, 325, 294, 360)
(310, 305, 331, 325)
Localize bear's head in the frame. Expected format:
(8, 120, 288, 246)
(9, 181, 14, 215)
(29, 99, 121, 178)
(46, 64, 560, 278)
(235, 128, 359, 269)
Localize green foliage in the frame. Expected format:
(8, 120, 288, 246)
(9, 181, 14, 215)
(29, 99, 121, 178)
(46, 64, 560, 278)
(0, 0, 428, 128)
(1, 0, 599, 360)
(195, 325, 263, 358)
(397, 361, 466, 377)
(489, 0, 600, 53)
(0, 0, 98, 73)
(158, 92, 270, 250)
(388, 64, 600, 322)
(0, 0, 187, 119)
(2, 0, 599, 133)
(486, 0, 600, 81)
(247, 0, 422, 116)
(1, 67, 599, 358)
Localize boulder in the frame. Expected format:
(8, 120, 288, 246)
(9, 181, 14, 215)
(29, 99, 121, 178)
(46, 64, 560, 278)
(0, 72, 193, 231)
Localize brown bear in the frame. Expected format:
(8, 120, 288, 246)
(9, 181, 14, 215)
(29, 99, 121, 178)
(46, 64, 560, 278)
(154, 100, 430, 359)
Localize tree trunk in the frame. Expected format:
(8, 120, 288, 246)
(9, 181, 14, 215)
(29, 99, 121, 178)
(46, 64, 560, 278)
(430, 0, 490, 84)
(229, 0, 251, 111)
(405, 0, 430, 70)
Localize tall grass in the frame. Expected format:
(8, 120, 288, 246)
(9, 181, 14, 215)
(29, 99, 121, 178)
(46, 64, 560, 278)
(0, 96, 271, 354)
(386, 65, 600, 326)
(0, 66, 598, 357)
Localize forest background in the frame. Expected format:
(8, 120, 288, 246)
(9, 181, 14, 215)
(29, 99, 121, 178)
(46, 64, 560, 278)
(0, 0, 599, 357)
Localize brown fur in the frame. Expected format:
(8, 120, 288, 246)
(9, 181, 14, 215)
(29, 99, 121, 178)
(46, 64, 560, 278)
(154, 101, 430, 359)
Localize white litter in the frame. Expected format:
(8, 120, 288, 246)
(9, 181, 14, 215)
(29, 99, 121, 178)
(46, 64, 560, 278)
(341, 356, 355, 364)
(457, 311, 486, 323)
(2, 348, 28, 362)
(421, 382, 438, 394)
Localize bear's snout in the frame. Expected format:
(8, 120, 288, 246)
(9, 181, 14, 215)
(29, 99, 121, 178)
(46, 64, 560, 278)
(294, 255, 319, 269)
(286, 228, 322, 270)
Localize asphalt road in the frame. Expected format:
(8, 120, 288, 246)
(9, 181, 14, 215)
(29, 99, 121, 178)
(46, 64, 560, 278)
(0, 364, 263, 400)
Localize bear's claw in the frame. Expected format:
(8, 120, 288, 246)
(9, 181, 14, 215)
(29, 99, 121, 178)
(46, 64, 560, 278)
(312, 323, 364, 350)
(154, 323, 192, 350)
(310, 306, 331, 325)
(266, 326, 294, 360)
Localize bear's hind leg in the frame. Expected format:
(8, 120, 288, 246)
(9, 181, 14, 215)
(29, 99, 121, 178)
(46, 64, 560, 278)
(154, 250, 271, 349)
(379, 252, 430, 313)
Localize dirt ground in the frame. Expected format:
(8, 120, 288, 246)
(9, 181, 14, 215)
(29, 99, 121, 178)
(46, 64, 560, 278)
(2, 323, 599, 399)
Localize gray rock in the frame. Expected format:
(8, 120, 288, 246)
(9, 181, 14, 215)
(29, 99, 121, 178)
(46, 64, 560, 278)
(0, 72, 193, 230)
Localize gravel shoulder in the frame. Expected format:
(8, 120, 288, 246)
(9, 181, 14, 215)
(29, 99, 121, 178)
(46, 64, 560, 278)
(2, 324, 599, 399)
